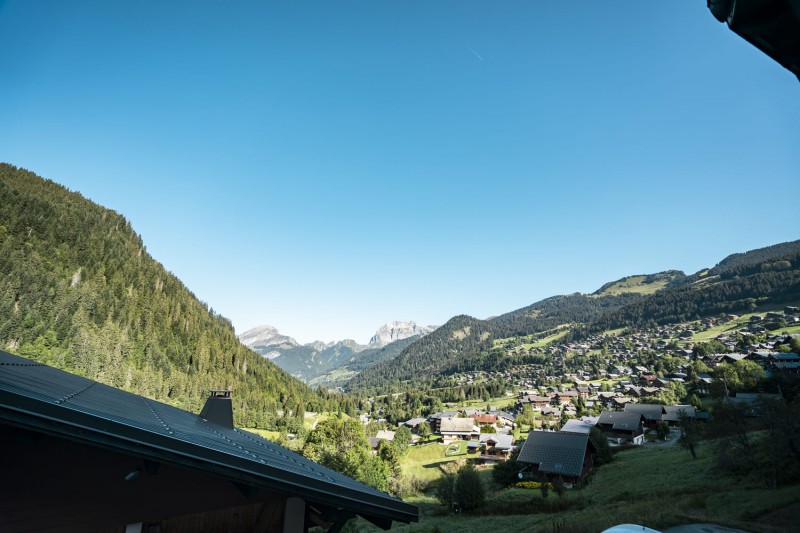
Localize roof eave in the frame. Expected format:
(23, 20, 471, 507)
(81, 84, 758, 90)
(0, 393, 419, 525)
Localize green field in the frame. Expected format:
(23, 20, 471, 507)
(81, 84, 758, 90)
(244, 428, 280, 441)
(596, 275, 673, 296)
(347, 440, 800, 532)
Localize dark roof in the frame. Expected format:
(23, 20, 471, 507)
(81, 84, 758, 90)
(709, 0, 800, 81)
(663, 405, 696, 422)
(0, 350, 417, 527)
(517, 431, 591, 478)
(598, 410, 643, 431)
(624, 403, 665, 421)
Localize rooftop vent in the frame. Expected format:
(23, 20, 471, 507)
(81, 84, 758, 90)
(200, 389, 233, 429)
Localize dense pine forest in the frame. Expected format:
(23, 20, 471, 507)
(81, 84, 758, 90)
(0, 164, 340, 426)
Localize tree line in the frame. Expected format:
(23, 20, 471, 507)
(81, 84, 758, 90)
(0, 164, 342, 426)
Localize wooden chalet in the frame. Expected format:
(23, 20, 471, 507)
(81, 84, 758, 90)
(438, 417, 479, 442)
(597, 411, 645, 445)
(623, 403, 665, 428)
(517, 430, 596, 485)
(0, 350, 417, 532)
(477, 434, 515, 463)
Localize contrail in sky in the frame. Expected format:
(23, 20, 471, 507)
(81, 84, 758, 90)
(464, 43, 484, 62)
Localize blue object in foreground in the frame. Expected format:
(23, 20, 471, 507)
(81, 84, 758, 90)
(602, 525, 662, 533)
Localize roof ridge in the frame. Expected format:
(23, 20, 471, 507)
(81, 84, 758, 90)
(54, 382, 97, 405)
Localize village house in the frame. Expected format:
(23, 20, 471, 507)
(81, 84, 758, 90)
(663, 405, 696, 425)
(439, 417, 480, 442)
(402, 417, 427, 433)
(429, 411, 459, 433)
(623, 403, 665, 428)
(517, 431, 596, 485)
(560, 417, 598, 435)
(596, 411, 645, 445)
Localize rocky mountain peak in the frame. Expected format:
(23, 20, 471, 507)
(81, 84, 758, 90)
(368, 321, 436, 348)
(238, 325, 298, 348)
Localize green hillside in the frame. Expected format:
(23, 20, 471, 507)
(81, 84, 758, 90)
(347, 293, 642, 392)
(592, 270, 686, 296)
(0, 164, 329, 426)
(347, 242, 800, 395)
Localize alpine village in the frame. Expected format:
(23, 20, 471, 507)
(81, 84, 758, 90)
(2, 164, 799, 532)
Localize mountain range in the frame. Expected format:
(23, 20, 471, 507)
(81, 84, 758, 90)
(238, 321, 436, 385)
(2, 162, 799, 414)
(345, 241, 800, 393)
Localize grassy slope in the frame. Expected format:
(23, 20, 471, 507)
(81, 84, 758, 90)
(596, 275, 672, 296)
(349, 442, 800, 532)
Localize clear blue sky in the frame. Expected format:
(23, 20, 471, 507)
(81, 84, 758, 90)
(2, 1, 798, 344)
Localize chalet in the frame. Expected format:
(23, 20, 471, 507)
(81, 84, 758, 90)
(403, 417, 427, 432)
(624, 385, 642, 397)
(722, 353, 749, 364)
(696, 373, 714, 396)
(663, 405, 696, 425)
(471, 413, 497, 426)
(439, 417, 479, 442)
(654, 378, 671, 388)
(773, 353, 800, 372)
(490, 411, 516, 427)
(368, 429, 396, 451)
(641, 386, 661, 398)
(597, 392, 620, 409)
(611, 396, 633, 409)
(517, 431, 596, 485)
(555, 390, 579, 405)
(0, 350, 417, 532)
(540, 405, 561, 417)
(726, 392, 783, 416)
(560, 417, 597, 435)
(520, 395, 553, 410)
(477, 434, 516, 463)
(623, 403, 665, 427)
(597, 411, 645, 445)
(429, 411, 458, 433)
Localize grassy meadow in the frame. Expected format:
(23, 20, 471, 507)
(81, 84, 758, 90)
(345, 440, 800, 533)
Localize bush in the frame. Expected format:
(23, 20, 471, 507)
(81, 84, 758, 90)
(491, 450, 522, 486)
(515, 481, 547, 489)
(435, 474, 456, 508)
(454, 465, 486, 511)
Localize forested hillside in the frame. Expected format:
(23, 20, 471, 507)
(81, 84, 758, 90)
(0, 164, 329, 426)
(347, 242, 800, 394)
(347, 293, 642, 392)
(582, 244, 800, 334)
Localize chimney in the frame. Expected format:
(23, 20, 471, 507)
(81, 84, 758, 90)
(200, 389, 234, 429)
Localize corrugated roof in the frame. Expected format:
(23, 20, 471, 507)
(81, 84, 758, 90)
(624, 403, 665, 421)
(663, 405, 696, 422)
(0, 350, 417, 526)
(598, 411, 643, 431)
(517, 430, 590, 478)
(560, 419, 595, 434)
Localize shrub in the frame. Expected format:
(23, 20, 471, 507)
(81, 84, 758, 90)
(491, 450, 522, 486)
(454, 465, 486, 511)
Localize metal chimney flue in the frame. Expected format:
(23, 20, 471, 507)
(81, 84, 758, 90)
(200, 389, 234, 429)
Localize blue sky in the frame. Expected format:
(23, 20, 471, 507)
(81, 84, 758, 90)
(2, 1, 798, 344)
